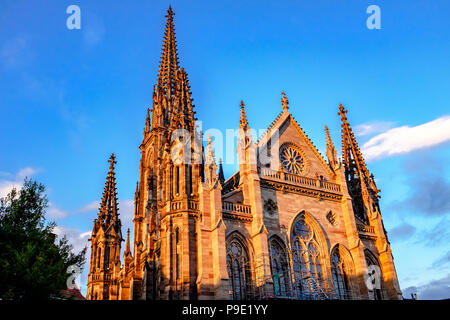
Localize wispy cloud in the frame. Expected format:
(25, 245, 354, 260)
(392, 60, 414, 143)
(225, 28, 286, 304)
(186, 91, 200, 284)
(388, 223, 416, 242)
(418, 218, 450, 247)
(1, 34, 29, 69)
(0, 167, 40, 198)
(82, 13, 105, 48)
(354, 121, 394, 137)
(361, 115, 450, 161)
(76, 201, 100, 213)
(431, 250, 450, 270)
(47, 202, 69, 220)
(53, 226, 91, 253)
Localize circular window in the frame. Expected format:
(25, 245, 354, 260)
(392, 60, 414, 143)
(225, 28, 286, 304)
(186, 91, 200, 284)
(280, 145, 304, 174)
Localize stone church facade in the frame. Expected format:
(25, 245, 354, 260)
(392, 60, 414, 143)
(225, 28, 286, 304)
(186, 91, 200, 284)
(86, 7, 402, 300)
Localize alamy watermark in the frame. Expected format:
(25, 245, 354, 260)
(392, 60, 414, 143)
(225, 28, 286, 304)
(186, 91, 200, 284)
(366, 5, 381, 30)
(66, 5, 81, 30)
(364, 265, 382, 291)
(66, 264, 82, 289)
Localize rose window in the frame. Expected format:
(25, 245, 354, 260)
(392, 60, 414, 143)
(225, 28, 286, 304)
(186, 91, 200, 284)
(280, 146, 304, 174)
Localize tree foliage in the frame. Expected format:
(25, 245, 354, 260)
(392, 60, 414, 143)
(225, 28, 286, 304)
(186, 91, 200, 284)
(0, 178, 86, 300)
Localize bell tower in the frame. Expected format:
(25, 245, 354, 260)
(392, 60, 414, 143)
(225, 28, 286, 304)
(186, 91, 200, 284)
(87, 154, 123, 300)
(132, 6, 203, 300)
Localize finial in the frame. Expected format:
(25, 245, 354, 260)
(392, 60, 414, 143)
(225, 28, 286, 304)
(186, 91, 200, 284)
(281, 91, 289, 111)
(167, 5, 174, 16)
(108, 153, 117, 171)
(338, 103, 347, 116)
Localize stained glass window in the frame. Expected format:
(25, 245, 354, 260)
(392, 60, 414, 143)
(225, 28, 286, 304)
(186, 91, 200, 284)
(280, 145, 304, 174)
(270, 240, 290, 297)
(291, 215, 324, 299)
(226, 239, 251, 300)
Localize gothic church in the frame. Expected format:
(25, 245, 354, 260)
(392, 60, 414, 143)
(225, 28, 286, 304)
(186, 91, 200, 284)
(86, 7, 402, 300)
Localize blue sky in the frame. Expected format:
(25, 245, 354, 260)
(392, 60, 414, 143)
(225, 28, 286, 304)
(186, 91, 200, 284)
(1, 0, 449, 299)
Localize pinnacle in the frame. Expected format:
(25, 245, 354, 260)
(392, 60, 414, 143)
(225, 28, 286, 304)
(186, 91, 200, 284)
(239, 100, 249, 131)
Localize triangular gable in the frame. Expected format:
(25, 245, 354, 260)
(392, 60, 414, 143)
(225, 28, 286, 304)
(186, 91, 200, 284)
(257, 110, 335, 179)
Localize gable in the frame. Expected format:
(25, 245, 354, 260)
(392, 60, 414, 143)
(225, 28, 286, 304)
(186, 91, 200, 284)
(258, 112, 335, 180)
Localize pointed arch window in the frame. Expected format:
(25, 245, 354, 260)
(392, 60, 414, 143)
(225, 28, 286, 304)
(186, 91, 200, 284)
(290, 215, 325, 299)
(269, 239, 291, 297)
(104, 246, 110, 270)
(330, 246, 353, 300)
(175, 228, 181, 279)
(365, 250, 384, 300)
(97, 248, 101, 269)
(226, 239, 251, 300)
(175, 166, 180, 195)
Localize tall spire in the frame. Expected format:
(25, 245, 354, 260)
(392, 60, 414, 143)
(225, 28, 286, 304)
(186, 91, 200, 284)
(156, 6, 180, 97)
(325, 125, 338, 168)
(98, 153, 120, 230)
(239, 100, 249, 131)
(338, 104, 371, 182)
(339, 104, 379, 223)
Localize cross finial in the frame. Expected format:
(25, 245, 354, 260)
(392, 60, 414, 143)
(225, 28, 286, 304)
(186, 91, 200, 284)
(281, 91, 289, 111)
(167, 5, 174, 16)
(338, 103, 347, 116)
(108, 153, 117, 170)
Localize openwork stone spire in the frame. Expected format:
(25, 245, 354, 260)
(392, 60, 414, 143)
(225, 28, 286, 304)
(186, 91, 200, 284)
(339, 104, 379, 223)
(157, 5, 179, 96)
(339, 104, 371, 182)
(150, 6, 196, 133)
(98, 153, 120, 229)
(325, 125, 338, 168)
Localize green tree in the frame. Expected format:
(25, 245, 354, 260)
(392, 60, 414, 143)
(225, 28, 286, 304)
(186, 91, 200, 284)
(0, 178, 86, 300)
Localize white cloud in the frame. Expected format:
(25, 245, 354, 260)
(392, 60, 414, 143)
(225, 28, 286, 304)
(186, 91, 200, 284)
(47, 202, 69, 220)
(53, 226, 90, 254)
(76, 201, 99, 213)
(80, 231, 92, 239)
(354, 121, 394, 137)
(17, 167, 38, 180)
(53, 225, 91, 295)
(361, 115, 450, 161)
(0, 167, 39, 198)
